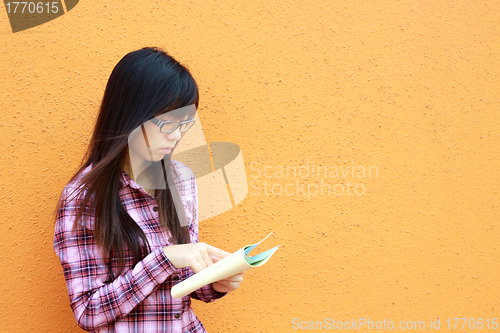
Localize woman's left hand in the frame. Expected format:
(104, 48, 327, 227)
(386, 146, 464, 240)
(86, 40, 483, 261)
(211, 257, 244, 293)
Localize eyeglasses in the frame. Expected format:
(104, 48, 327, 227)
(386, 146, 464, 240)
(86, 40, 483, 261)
(149, 117, 196, 133)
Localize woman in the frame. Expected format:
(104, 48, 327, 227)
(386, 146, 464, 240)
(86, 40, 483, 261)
(53, 47, 243, 332)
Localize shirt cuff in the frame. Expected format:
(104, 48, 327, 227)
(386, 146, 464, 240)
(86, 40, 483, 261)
(136, 247, 177, 287)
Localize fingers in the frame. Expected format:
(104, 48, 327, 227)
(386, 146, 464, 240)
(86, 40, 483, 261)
(189, 260, 204, 274)
(213, 273, 244, 292)
(191, 243, 226, 273)
(212, 271, 244, 293)
(189, 243, 213, 273)
(198, 244, 214, 269)
(205, 244, 231, 259)
(218, 272, 244, 283)
(163, 242, 231, 274)
(213, 279, 232, 288)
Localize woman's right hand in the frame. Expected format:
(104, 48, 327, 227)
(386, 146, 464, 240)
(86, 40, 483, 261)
(163, 243, 230, 273)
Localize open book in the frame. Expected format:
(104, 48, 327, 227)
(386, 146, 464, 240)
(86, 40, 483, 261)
(171, 233, 279, 298)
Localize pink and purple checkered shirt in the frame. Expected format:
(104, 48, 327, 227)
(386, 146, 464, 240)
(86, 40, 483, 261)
(53, 160, 226, 332)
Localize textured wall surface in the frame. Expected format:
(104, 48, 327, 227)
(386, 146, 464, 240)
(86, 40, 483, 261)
(1, 0, 499, 332)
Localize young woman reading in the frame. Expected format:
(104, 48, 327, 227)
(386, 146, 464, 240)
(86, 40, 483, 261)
(53, 47, 243, 332)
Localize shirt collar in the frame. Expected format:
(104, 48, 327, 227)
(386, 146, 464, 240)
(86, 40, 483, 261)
(119, 169, 143, 190)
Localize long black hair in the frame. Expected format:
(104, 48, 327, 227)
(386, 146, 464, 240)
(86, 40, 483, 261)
(57, 47, 197, 279)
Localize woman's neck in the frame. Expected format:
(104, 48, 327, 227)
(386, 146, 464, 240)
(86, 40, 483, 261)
(120, 156, 156, 197)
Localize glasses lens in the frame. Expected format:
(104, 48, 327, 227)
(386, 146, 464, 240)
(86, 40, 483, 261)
(180, 119, 195, 132)
(160, 122, 178, 133)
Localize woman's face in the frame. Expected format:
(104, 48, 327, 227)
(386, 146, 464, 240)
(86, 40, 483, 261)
(127, 104, 196, 164)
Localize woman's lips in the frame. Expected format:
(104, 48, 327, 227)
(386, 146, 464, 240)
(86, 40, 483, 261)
(161, 147, 173, 154)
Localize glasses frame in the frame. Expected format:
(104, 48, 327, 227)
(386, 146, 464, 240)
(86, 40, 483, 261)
(149, 116, 196, 134)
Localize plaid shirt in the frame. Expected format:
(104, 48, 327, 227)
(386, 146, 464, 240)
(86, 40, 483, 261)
(54, 160, 227, 332)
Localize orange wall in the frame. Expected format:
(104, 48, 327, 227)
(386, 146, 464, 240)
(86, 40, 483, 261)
(1, 1, 499, 332)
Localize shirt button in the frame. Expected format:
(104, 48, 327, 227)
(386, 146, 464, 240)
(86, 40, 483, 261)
(153, 207, 158, 212)
(173, 276, 180, 281)
(168, 237, 174, 243)
(175, 313, 181, 319)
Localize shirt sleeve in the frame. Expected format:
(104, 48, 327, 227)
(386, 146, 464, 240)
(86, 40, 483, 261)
(187, 176, 228, 303)
(53, 186, 178, 331)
